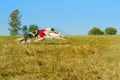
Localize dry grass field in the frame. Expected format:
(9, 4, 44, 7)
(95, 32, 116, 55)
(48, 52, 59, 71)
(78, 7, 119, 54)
(0, 35, 120, 80)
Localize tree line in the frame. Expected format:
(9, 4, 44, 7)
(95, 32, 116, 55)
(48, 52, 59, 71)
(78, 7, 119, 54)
(88, 27, 117, 35)
(8, 9, 39, 35)
(8, 9, 118, 36)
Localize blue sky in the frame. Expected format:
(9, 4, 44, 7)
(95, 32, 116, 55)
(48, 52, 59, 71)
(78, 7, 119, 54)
(0, 0, 120, 35)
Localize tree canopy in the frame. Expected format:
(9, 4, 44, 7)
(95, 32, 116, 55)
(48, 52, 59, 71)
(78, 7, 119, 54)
(88, 27, 104, 35)
(105, 27, 117, 35)
(28, 25, 39, 32)
(8, 9, 22, 35)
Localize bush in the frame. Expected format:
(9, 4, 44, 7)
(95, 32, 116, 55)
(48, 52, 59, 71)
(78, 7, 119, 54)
(88, 27, 104, 35)
(28, 25, 39, 32)
(105, 27, 117, 35)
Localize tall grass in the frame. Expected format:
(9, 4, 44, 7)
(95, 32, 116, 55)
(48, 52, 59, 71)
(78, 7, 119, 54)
(0, 35, 120, 80)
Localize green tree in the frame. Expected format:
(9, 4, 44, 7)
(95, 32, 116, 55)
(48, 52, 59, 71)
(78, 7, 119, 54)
(8, 9, 22, 35)
(28, 25, 39, 32)
(105, 27, 117, 35)
(21, 25, 28, 34)
(88, 27, 104, 35)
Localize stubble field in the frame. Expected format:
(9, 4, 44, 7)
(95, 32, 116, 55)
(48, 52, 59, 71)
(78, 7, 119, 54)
(0, 35, 120, 80)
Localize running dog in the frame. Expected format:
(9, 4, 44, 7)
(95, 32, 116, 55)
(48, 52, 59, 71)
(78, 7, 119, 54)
(15, 27, 57, 44)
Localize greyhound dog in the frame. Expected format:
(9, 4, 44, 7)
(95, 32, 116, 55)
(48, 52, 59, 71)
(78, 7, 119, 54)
(15, 27, 64, 44)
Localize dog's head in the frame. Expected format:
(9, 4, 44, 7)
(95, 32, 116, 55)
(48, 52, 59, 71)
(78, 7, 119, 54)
(45, 27, 58, 33)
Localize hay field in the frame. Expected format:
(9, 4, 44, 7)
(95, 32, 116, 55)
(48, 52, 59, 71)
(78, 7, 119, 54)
(0, 35, 120, 80)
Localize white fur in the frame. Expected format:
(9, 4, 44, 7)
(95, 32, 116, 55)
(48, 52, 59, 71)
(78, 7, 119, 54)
(46, 32, 65, 39)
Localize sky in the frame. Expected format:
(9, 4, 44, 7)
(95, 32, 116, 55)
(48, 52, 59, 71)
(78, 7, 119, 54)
(0, 0, 120, 35)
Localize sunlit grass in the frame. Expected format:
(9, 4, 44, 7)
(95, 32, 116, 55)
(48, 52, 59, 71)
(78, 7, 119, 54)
(0, 35, 120, 80)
